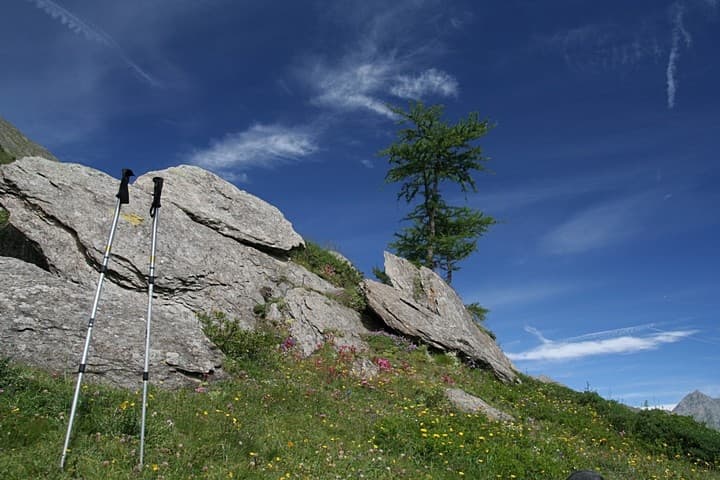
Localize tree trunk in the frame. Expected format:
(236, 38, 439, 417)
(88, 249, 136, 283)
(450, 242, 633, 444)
(423, 172, 435, 269)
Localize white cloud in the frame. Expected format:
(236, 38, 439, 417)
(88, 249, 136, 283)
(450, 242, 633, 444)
(508, 325, 698, 362)
(310, 60, 397, 118)
(303, 2, 460, 118)
(390, 68, 459, 99)
(25, 0, 159, 86)
(308, 59, 459, 118)
(188, 124, 320, 174)
(666, 4, 692, 109)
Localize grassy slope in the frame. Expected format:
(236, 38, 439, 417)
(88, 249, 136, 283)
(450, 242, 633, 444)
(1, 330, 719, 480)
(0, 116, 59, 163)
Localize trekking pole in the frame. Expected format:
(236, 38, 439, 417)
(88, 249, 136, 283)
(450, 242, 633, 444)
(61, 168, 135, 469)
(139, 177, 163, 467)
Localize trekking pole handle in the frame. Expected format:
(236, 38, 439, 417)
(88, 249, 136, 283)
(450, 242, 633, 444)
(150, 177, 164, 217)
(116, 169, 135, 205)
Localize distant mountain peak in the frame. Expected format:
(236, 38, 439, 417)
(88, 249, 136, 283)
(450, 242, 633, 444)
(673, 390, 720, 431)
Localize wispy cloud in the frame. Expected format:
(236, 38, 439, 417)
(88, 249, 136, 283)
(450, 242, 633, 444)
(308, 59, 459, 118)
(25, 0, 159, 86)
(537, 22, 663, 73)
(508, 325, 698, 361)
(666, 3, 692, 109)
(309, 60, 397, 118)
(188, 123, 320, 178)
(390, 68, 459, 99)
(539, 192, 656, 255)
(539, 1, 717, 108)
(303, 1, 459, 118)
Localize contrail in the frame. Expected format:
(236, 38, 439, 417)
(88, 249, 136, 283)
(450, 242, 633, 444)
(666, 3, 692, 109)
(25, 0, 160, 87)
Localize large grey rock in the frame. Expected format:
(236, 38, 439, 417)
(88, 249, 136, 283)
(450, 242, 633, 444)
(134, 166, 303, 253)
(0, 256, 222, 388)
(445, 388, 514, 422)
(0, 157, 337, 328)
(363, 252, 517, 383)
(282, 288, 370, 356)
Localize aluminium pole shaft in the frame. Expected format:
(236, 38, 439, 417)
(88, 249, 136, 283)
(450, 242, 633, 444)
(60, 169, 134, 470)
(139, 177, 163, 467)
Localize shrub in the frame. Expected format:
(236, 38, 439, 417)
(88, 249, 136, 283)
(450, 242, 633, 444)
(197, 311, 283, 374)
(573, 388, 720, 464)
(633, 409, 720, 463)
(372, 266, 392, 285)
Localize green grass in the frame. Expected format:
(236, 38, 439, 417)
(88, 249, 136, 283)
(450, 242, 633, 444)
(2, 331, 719, 480)
(0, 147, 15, 165)
(290, 240, 367, 311)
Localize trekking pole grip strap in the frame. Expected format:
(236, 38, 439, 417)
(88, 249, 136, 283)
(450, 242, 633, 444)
(150, 177, 164, 217)
(117, 169, 135, 204)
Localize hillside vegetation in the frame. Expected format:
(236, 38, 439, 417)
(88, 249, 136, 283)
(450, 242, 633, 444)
(2, 321, 719, 480)
(0, 116, 59, 163)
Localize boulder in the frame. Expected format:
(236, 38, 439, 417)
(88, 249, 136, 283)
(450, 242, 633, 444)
(363, 252, 517, 383)
(134, 166, 303, 253)
(445, 388, 515, 422)
(282, 288, 370, 356)
(0, 256, 222, 388)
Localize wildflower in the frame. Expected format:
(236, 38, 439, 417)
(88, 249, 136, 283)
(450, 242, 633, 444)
(375, 358, 392, 372)
(281, 336, 296, 351)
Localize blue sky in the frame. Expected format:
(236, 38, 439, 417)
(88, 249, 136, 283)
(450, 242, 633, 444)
(3, 0, 719, 408)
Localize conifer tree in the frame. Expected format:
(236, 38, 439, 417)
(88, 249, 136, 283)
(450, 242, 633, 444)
(381, 102, 495, 283)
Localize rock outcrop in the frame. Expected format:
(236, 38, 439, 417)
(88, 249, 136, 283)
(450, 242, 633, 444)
(363, 252, 517, 383)
(0, 157, 369, 385)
